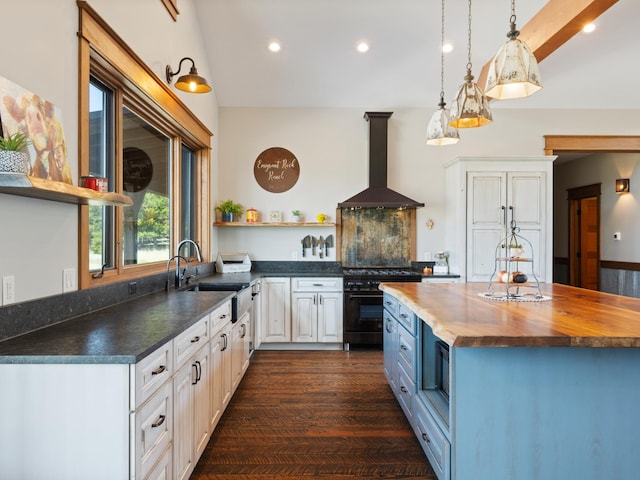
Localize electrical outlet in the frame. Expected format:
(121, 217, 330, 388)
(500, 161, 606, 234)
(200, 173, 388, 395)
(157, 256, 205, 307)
(128, 282, 137, 294)
(63, 268, 76, 293)
(2, 276, 15, 305)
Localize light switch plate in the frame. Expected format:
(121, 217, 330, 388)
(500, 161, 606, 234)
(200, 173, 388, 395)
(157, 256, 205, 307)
(2, 275, 15, 305)
(63, 268, 76, 293)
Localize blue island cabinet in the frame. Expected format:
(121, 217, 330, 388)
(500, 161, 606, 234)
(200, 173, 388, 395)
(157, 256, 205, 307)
(381, 286, 640, 480)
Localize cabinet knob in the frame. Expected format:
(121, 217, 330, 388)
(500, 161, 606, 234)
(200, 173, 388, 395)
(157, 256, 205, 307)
(421, 432, 430, 443)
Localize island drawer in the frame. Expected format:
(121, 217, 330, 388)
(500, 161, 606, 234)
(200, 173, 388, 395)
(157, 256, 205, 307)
(397, 366, 416, 423)
(397, 304, 417, 335)
(414, 397, 450, 480)
(398, 324, 417, 381)
(383, 293, 398, 317)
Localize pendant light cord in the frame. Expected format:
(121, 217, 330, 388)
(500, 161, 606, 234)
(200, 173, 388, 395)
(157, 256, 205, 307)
(439, 0, 446, 105)
(466, 0, 472, 73)
(509, 0, 519, 39)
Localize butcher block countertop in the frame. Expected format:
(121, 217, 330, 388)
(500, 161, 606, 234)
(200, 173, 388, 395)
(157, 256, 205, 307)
(379, 282, 640, 348)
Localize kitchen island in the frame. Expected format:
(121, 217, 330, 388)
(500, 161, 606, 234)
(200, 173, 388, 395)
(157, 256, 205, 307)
(380, 282, 640, 480)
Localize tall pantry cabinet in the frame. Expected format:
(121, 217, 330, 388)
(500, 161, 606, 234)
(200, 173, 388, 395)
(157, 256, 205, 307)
(444, 157, 555, 283)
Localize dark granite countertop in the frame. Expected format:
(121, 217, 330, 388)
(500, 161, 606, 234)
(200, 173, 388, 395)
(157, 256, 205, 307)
(0, 289, 233, 365)
(0, 265, 345, 365)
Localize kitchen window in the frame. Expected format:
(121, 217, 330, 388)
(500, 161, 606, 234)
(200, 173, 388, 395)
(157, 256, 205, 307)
(78, 3, 212, 288)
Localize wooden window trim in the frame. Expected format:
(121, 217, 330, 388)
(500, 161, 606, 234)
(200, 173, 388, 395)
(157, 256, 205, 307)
(77, 1, 211, 289)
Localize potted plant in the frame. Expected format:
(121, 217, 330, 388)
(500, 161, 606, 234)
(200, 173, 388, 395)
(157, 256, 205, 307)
(509, 244, 525, 258)
(215, 199, 244, 222)
(291, 209, 302, 222)
(0, 131, 31, 175)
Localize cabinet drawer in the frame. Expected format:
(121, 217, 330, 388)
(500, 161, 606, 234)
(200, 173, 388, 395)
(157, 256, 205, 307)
(209, 301, 232, 333)
(132, 380, 173, 480)
(383, 293, 398, 317)
(398, 304, 417, 335)
(291, 277, 342, 292)
(396, 365, 416, 422)
(414, 398, 451, 480)
(134, 340, 173, 408)
(143, 442, 172, 480)
(398, 325, 417, 382)
(174, 315, 209, 369)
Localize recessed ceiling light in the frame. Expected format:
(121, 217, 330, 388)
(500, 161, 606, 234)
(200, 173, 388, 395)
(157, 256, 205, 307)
(442, 42, 454, 53)
(268, 41, 282, 52)
(583, 23, 596, 33)
(356, 41, 370, 53)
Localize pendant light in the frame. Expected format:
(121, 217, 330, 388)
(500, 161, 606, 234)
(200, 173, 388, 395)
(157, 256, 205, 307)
(426, 0, 460, 146)
(449, 0, 492, 129)
(485, 0, 542, 99)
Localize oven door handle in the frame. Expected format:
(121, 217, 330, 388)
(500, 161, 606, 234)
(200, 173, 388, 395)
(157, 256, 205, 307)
(347, 293, 383, 300)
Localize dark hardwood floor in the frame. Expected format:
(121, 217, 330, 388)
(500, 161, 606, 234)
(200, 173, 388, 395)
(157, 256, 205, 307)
(191, 349, 435, 479)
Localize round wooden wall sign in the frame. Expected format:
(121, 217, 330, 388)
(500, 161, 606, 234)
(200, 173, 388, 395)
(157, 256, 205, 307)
(253, 147, 300, 193)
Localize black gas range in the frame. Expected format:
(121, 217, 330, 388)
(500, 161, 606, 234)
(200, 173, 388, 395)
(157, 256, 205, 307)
(343, 268, 422, 291)
(343, 267, 422, 350)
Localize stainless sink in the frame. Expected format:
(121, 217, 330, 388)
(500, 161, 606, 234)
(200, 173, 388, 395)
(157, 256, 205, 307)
(185, 282, 251, 323)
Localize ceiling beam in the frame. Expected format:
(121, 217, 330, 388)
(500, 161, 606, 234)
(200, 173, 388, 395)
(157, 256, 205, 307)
(478, 0, 619, 90)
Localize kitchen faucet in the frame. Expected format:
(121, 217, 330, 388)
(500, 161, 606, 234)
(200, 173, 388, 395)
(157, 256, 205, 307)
(174, 239, 203, 288)
(166, 255, 189, 291)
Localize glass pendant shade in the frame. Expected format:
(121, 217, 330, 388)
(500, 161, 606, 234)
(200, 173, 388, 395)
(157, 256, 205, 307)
(449, 70, 493, 128)
(485, 36, 542, 99)
(427, 100, 460, 145)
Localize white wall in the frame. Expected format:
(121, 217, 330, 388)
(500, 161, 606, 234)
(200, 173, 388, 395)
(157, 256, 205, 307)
(554, 152, 640, 261)
(217, 107, 640, 262)
(0, 0, 218, 303)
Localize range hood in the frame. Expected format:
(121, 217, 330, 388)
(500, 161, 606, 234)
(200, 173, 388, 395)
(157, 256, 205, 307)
(338, 112, 424, 209)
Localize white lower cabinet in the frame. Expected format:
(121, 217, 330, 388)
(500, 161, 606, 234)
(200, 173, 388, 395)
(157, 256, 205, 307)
(173, 313, 211, 480)
(291, 277, 343, 344)
(261, 277, 292, 343)
(134, 379, 174, 479)
(0, 297, 252, 480)
(210, 319, 232, 431)
(231, 311, 251, 392)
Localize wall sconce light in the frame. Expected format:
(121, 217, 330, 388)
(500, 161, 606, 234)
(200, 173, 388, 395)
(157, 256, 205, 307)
(615, 178, 630, 194)
(165, 57, 211, 93)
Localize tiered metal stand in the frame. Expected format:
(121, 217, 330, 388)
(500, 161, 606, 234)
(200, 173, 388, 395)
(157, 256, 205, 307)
(482, 220, 548, 301)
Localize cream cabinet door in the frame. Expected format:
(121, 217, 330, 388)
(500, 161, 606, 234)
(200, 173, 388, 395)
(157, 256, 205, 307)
(260, 277, 291, 343)
(292, 292, 318, 342)
(467, 171, 545, 282)
(318, 292, 343, 343)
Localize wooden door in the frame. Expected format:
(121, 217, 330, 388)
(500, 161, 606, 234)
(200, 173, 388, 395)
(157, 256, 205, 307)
(568, 185, 600, 290)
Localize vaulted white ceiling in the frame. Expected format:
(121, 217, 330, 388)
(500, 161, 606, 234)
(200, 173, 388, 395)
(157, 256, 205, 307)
(193, 0, 636, 110)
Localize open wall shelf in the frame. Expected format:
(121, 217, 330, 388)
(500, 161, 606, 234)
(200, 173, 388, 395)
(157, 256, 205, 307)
(213, 222, 335, 227)
(0, 174, 133, 206)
